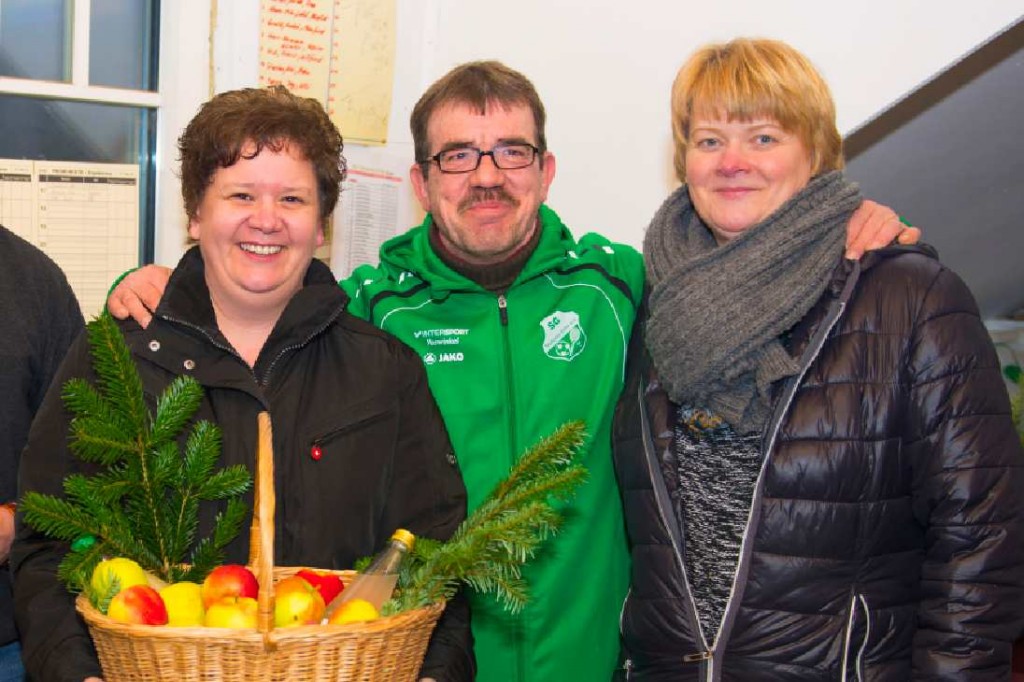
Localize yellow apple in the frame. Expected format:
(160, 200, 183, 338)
(327, 598, 378, 625)
(273, 575, 325, 627)
(160, 581, 205, 627)
(203, 596, 258, 629)
(91, 557, 148, 600)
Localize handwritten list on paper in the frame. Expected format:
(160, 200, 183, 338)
(258, 0, 395, 145)
(0, 159, 139, 318)
(258, 0, 332, 99)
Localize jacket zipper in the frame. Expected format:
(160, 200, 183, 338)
(634, 381, 714, 676)
(262, 304, 345, 386)
(646, 263, 863, 681)
(497, 292, 526, 682)
(159, 314, 245, 366)
(309, 408, 393, 451)
(856, 594, 870, 681)
(710, 293, 851, 679)
(159, 300, 345, 389)
(840, 593, 871, 682)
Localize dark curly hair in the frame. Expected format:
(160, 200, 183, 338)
(178, 85, 346, 223)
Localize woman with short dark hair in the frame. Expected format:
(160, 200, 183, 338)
(13, 86, 472, 682)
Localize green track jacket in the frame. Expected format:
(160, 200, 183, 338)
(342, 205, 644, 682)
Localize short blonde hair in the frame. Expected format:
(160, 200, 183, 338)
(670, 38, 843, 184)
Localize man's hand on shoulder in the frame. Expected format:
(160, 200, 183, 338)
(844, 199, 921, 260)
(107, 265, 172, 329)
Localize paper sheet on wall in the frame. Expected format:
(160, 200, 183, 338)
(258, 0, 396, 145)
(331, 167, 403, 278)
(0, 158, 139, 318)
(330, 152, 420, 279)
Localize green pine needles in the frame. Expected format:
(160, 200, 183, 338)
(20, 312, 251, 594)
(387, 421, 589, 616)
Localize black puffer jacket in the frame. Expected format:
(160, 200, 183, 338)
(613, 246, 1024, 681)
(13, 247, 472, 682)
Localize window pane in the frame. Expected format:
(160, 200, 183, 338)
(89, 0, 160, 90)
(0, 94, 157, 262)
(0, 0, 71, 81)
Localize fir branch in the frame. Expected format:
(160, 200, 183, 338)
(87, 310, 149, 436)
(150, 376, 204, 445)
(389, 421, 588, 616)
(182, 420, 221, 486)
(20, 492, 99, 543)
(59, 542, 106, 595)
(66, 416, 138, 466)
(65, 471, 134, 507)
(197, 467, 252, 500)
(19, 312, 251, 589)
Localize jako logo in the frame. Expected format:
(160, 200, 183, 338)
(423, 352, 464, 365)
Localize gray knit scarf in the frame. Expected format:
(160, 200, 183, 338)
(644, 171, 861, 434)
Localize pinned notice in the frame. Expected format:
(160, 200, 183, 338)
(258, 0, 396, 145)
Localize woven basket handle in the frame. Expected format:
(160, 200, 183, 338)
(250, 412, 276, 638)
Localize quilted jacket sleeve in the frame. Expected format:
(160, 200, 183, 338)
(905, 262, 1024, 678)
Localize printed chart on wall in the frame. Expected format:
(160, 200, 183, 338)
(0, 158, 139, 318)
(258, 0, 396, 146)
(331, 162, 409, 278)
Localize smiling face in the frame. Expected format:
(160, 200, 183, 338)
(685, 116, 813, 244)
(410, 102, 555, 266)
(188, 141, 322, 315)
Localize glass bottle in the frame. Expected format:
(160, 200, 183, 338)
(324, 528, 415, 617)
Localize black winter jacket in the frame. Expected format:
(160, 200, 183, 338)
(12, 247, 472, 682)
(613, 246, 1024, 681)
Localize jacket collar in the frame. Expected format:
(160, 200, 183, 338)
(376, 204, 578, 296)
(153, 246, 348, 381)
(827, 242, 938, 297)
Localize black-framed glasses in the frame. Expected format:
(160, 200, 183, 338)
(426, 144, 539, 174)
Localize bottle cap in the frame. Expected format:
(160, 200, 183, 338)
(391, 528, 415, 550)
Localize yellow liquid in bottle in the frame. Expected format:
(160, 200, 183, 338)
(339, 572, 399, 611)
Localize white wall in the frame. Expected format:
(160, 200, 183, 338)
(153, 0, 1022, 264)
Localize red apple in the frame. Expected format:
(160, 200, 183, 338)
(204, 596, 258, 629)
(273, 575, 326, 627)
(107, 584, 169, 625)
(201, 564, 259, 609)
(296, 569, 344, 605)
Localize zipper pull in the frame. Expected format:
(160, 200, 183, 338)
(310, 442, 324, 461)
(682, 650, 711, 663)
(497, 294, 509, 325)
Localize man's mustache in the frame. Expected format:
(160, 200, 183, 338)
(458, 188, 519, 213)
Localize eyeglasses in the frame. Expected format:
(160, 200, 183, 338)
(425, 144, 539, 174)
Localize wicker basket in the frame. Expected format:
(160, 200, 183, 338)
(77, 412, 445, 681)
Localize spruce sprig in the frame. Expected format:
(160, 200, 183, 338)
(20, 312, 251, 595)
(387, 421, 588, 616)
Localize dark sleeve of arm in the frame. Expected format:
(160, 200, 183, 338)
(379, 343, 474, 681)
(11, 335, 103, 682)
(906, 265, 1024, 678)
(33, 269, 85, 414)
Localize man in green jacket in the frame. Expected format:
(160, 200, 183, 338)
(108, 61, 917, 681)
(343, 65, 644, 682)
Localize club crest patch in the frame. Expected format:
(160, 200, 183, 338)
(540, 311, 586, 362)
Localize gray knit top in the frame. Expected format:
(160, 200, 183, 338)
(673, 406, 763, 643)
